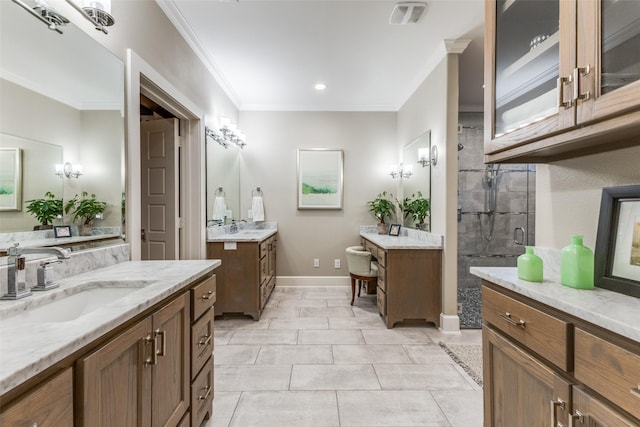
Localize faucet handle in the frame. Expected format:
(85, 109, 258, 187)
(40, 259, 63, 267)
(8, 243, 21, 256)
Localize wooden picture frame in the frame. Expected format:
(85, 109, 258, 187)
(594, 185, 640, 297)
(0, 148, 22, 211)
(297, 149, 344, 210)
(388, 224, 401, 236)
(54, 225, 72, 238)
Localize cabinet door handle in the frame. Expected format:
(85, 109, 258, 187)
(201, 290, 214, 300)
(144, 334, 157, 366)
(550, 398, 565, 427)
(557, 75, 573, 108)
(198, 333, 212, 348)
(198, 385, 212, 401)
(568, 410, 584, 427)
(573, 65, 591, 102)
(631, 384, 640, 399)
(155, 329, 166, 357)
(500, 312, 526, 328)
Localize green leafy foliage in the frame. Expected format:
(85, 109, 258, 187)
(64, 192, 107, 226)
(367, 191, 395, 224)
(399, 191, 430, 224)
(25, 191, 63, 225)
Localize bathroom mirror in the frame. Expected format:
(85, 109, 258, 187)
(0, 1, 125, 241)
(402, 130, 432, 231)
(206, 136, 240, 224)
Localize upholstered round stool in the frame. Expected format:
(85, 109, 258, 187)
(345, 246, 378, 305)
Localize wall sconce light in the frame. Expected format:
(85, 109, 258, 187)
(389, 163, 413, 179)
(217, 117, 247, 149)
(417, 145, 438, 167)
(64, 0, 114, 34)
(11, 0, 68, 34)
(205, 126, 229, 149)
(56, 162, 83, 179)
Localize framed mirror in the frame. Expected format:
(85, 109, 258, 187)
(402, 130, 432, 231)
(0, 1, 125, 244)
(206, 134, 240, 225)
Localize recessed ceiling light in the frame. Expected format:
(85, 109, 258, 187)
(314, 83, 327, 91)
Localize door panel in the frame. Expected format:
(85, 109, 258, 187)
(141, 118, 179, 260)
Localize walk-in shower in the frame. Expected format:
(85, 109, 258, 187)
(457, 112, 536, 328)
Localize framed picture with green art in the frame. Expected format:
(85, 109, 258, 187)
(0, 148, 22, 211)
(297, 148, 343, 210)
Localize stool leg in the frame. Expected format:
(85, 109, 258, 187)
(357, 279, 362, 297)
(350, 276, 356, 305)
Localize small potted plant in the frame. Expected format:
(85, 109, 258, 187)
(400, 191, 430, 230)
(64, 192, 107, 236)
(367, 191, 396, 234)
(25, 191, 63, 230)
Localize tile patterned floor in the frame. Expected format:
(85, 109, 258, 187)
(205, 286, 483, 427)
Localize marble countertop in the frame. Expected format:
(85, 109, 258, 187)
(207, 222, 278, 242)
(360, 231, 443, 249)
(0, 233, 122, 252)
(0, 259, 220, 396)
(471, 267, 640, 343)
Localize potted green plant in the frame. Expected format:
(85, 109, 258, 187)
(64, 192, 107, 236)
(367, 191, 396, 234)
(25, 191, 63, 230)
(400, 191, 430, 230)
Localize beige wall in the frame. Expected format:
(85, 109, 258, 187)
(239, 111, 397, 278)
(536, 145, 640, 250)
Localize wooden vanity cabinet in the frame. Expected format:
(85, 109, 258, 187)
(484, 0, 640, 163)
(362, 238, 441, 329)
(482, 280, 640, 426)
(208, 233, 277, 320)
(0, 368, 74, 426)
(77, 292, 190, 427)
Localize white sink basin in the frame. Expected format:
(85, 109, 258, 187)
(0, 280, 155, 326)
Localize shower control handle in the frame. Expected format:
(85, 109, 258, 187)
(513, 227, 525, 246)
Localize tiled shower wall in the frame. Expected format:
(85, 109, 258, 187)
(457, 112, 536, 328)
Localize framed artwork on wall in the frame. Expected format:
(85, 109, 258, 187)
(594, 184, 640, 297)
(0, 148, 22, 211)
(297, 149, 344, 210)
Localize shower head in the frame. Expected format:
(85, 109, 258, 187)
(457, 143, 464, 151)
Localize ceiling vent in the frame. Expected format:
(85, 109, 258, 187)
(389, 2, 427, 25)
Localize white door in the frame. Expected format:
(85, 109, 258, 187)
(140, 118, 179, 260)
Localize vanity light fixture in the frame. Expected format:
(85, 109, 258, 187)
(11, 0, 68, 34)
(389, 163, 413, 179)
(417, 145, 438, 167)
(205, 126, 229, 149)
(55, 162, 83, 179)
(64, 0, 114, 34)
(218, 117, 247, 149)
(314, 83, 327, 91)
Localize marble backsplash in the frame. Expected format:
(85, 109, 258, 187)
(359, 225, 444, 247)
(207, 221, 278, 239)
(0, 243, 130, 296)
(0, 227, 122, 246)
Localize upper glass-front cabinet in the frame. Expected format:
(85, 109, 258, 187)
(494, 0, 560, 138)
(484, 0, 640, 161)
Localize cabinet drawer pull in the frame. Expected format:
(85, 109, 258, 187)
(198, 333, 212, 347)
(631, 384, 640, 399)
(201, 290, 214, 300)
(154, 329, 166, 357)
(500, 312, 526, 328)
(144, 334, 157, 366)
(557, 75, 573, 109)
(568, 410, 584, 427)
(573, 65, 591, 102)
(198, 385, 212, 401)
(550, 398, 565, 427)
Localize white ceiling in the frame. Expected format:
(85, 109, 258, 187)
(158, 0, 485, 112)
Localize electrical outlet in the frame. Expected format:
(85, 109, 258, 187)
(334, 259, 341, 269)
(457, 303, 463, 314)
(313, 259, 320, 268)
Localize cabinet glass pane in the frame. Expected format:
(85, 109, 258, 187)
(601, 0, 640, 95)
(494, 0, 559, 136)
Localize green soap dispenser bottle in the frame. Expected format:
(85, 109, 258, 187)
(517, 246, 543, 282)
(561, 235, 594, 289)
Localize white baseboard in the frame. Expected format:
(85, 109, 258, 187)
(439, 313, 461, 333)
(276, 276, 351, 287)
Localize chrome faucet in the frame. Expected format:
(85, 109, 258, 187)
(2, 244, 71, 300)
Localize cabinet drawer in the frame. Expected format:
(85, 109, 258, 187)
(191, 356, 214, 427)
(482, 286, 571, 371)
(377, 287, 386, 316)
(377, 265, 386, 292)
(192, 307, 214, 379)
(364, 241, 377, 257)
(377, 248, 386, 267)
(1, 368, 73, 426)
(260, 241, 267, 259)
(191, 275, 216, 320)
(260, 256, 267, 285)
(574, 328, 640, 420)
